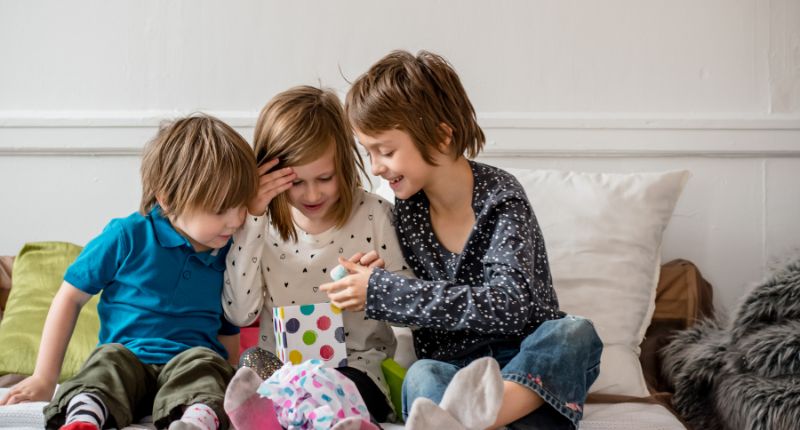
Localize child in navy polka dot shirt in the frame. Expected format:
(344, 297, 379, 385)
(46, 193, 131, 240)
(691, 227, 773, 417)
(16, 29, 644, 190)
(222, 86, 412, 429)
(321, 50, 603, 430)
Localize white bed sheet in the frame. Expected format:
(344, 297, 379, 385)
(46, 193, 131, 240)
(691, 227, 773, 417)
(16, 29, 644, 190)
(0, 388, 685, 430)
(380, 402, 686, 430)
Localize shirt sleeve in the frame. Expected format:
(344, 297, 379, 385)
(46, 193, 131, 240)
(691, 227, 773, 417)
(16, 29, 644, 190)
(64, 219, 129, 295)
(366, 192, 550, 335)
(259, 288, 278, 354)
(218, 313, 241, 335)
(222, 214, 268, 326)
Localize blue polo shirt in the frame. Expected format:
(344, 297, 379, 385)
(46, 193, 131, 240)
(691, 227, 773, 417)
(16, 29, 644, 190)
(64, 206, 238, 364)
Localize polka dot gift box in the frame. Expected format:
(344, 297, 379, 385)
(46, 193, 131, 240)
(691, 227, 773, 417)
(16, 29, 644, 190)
(272, 303, 348, 368)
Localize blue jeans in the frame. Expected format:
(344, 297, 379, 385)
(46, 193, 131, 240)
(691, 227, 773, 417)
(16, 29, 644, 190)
(402, 316, 602, 429)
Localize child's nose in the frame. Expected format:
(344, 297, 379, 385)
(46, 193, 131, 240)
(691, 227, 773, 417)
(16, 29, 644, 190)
(370, 159, 385, 176)
(306, 184, 321, 201)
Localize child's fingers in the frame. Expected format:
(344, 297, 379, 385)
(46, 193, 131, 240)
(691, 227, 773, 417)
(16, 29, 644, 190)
(319, 280, 345, 294)
(327, 290, 362, 311)
(337, 257, 366, 274)
(261, 180, 294, 202)
(260, 168, 295, 186)
(359, 250, 381, 266)
(326, 291, 349, 309)
(257, 159, 280, 175)
(0, 388, 23, 405)
(335, 298, 365, 312)
(260, 171, 295, 197)
(367, 258, 385, 269)
(346, 252, 366, 264)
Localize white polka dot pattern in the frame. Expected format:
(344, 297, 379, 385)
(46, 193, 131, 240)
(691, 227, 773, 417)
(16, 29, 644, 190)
(366, 161, 564, 361)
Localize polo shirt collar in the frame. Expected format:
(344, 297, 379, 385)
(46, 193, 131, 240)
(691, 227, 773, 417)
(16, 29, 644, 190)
(150, 205, 227, 269)
(151, 205, 193, 249)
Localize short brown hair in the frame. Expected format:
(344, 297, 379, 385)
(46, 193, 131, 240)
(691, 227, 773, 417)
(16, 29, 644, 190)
(140, 114, 257, 217)
(345, 50, 485, 164)
(253, 86, 367, 242)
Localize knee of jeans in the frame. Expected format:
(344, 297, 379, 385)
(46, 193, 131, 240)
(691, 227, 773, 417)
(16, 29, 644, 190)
(402, 359, 452, 404)
(404, 359, 441, 393)
(563, 316, 603, 357)
(534, 316, 603, 357)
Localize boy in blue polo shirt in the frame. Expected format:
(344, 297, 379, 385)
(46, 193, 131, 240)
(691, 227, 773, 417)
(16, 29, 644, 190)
(0, 114, 258, 430)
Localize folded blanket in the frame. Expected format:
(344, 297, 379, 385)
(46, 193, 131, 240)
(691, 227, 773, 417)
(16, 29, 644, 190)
(661, 257, 800, 430)
(0, 388, 46, 429)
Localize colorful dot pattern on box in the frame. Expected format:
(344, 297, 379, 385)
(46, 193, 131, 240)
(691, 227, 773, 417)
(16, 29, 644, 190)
(274, 303, 346, 367)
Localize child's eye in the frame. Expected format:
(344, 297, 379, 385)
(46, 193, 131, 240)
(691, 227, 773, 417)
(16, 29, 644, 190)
(319, 176, 333, 182)
(292, 180, 303, 186)
(381, 151, 395, 157)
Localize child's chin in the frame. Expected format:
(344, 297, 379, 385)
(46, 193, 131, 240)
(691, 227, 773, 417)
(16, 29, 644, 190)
(393, 186, 417, 200)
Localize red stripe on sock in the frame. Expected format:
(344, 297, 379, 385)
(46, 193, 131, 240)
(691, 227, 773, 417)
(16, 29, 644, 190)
(60, 422, 99, 430)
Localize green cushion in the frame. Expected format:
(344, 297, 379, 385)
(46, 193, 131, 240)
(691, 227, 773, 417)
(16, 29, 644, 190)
(381, 357, 407, 421)
(0, 242, 100, 381)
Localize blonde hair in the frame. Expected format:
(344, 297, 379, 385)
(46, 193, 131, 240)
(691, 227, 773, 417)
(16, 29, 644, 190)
(253, 86, 367, 242)
(345, 50, 485, 164)
(140, 113, 257, 218)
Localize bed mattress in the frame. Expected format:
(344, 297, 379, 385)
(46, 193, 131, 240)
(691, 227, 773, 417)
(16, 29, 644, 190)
(0, 388, 685, 430)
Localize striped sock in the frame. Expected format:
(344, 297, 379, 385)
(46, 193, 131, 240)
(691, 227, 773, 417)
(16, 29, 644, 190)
(167, 403, 219, 430)
(64, 393, 108, 429)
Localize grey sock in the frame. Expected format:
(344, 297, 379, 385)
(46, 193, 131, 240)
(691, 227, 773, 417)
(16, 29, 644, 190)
(224, 366, 264, 413)
(168, 420, 202, 430)
(440, 357, 504, 430)
(330, 416, 379, 430)
(407, 397, 465, 430)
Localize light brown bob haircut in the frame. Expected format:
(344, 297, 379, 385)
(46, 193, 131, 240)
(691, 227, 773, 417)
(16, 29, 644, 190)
(253, 85, 368, 243)
(139, 113, 258, 218)
(345, 50, 485, 164)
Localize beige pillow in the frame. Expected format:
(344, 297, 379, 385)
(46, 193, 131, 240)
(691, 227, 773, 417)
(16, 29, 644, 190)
(508, 169, 689, 396)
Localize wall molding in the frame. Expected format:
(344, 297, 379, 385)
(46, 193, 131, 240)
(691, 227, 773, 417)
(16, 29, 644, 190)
(2, 110, 799, 129)
(2, 111, 800, 157)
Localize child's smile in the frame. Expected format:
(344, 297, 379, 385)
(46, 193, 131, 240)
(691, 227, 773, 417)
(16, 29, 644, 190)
(387, 175, 404, 190)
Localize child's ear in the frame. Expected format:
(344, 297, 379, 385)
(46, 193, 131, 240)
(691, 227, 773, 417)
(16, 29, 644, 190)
(438, 122, 453, 146)
(155, 195, 169, 212)
(437, 122, 454, 153)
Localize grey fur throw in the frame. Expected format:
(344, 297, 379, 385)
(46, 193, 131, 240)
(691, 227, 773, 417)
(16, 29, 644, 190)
(661, 258, 800, 430)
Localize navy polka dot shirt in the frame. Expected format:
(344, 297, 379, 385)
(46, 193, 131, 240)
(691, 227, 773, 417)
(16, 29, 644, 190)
(367, 161, 564, 361)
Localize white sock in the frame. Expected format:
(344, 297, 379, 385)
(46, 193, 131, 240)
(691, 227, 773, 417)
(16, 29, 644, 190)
(168, 403, 219, 430)
(65, 393, 108, 428)
(440, 357, 504, 430)
(407, 398, 465, 430)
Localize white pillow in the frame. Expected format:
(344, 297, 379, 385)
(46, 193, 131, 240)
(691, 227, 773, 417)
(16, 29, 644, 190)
(507, 169, 689, 397)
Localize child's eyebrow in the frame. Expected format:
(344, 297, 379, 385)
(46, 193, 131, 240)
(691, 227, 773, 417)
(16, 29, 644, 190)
(363, 140, 390, 149)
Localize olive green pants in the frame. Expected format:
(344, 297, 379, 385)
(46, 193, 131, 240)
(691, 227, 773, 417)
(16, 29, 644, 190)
(44, 343, 234, 429)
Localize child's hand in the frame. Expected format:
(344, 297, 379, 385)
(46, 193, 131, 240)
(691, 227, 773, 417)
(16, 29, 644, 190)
(320, 257, 371, 312)
(346, 250, 385, 269)
(249, 159, 296, 216)
(0, 374, 55, 405)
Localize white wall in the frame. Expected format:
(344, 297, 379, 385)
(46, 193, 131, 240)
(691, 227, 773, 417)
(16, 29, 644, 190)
(1, 0, 799, 315)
